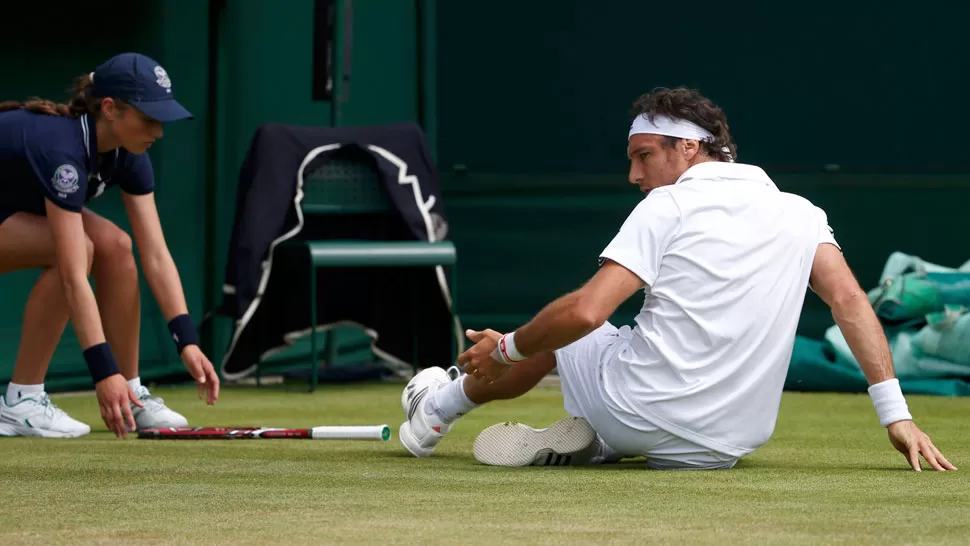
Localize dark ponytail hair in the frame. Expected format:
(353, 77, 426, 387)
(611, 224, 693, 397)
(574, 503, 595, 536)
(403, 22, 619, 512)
(0, 73, 104, 117)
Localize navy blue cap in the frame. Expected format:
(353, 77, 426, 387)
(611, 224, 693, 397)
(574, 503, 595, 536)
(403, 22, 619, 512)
(91, 53, 193, 123)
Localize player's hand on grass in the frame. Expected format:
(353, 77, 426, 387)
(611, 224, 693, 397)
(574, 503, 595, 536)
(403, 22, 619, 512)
(459, 329, 509, 382)
(181, 345, 220, 405)
(95, 373, 142, 438)
(887, 420, 956, 472)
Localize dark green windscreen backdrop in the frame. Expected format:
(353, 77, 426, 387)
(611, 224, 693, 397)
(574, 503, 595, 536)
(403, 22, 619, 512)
(435, 1, 966, 174)
(0, 0, 966, 390)
(435, 0, 970, 337)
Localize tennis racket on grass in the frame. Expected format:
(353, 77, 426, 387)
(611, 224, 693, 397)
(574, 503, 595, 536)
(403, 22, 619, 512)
(137, 425, 391, 441)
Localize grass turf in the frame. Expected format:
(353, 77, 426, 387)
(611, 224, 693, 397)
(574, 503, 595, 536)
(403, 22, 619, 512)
(0, 381, 967, 545)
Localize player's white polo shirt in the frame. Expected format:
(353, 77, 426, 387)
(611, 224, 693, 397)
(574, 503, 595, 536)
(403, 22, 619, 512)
(598, 161, 839, 457)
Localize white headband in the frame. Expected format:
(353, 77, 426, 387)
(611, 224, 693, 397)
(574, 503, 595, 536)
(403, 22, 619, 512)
(629, 114, 713, 141)
(628, 114, 734, 162)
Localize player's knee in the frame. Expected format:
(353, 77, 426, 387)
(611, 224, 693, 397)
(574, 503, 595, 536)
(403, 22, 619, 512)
(95, 230, 135, 271)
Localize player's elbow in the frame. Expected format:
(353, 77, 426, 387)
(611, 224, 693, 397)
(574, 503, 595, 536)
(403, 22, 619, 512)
(829, 289, 870, 321)
(55, 235, 94, 279)
(568, 295, 609, 332)
(56, 254, 94, 310)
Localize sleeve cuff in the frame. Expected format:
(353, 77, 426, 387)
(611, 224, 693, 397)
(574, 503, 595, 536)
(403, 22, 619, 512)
(121, 186, 155, 196)
(41, 193, 83, 213)
(599, 251, 657, 286)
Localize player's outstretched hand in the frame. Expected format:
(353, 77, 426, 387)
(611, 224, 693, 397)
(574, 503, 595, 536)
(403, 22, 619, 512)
(95, 373, 142, 438)
(459, 329, 508, 382)
(181, 345, 220, 405)
(887, 420, 956, 472)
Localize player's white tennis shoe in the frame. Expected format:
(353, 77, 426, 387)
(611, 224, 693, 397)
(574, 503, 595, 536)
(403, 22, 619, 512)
(399, 366, 462, 457)
(0, 392, 91, 438)
(473, 417, 607, 467)
(131, 385, 188, 429)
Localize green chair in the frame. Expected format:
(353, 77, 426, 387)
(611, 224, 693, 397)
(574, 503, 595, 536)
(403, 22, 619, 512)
(276, 152, 457, 392)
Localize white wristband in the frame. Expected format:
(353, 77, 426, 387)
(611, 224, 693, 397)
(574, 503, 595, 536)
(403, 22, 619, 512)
(868, 378, 913, 427)
(490, 332, 527, 365)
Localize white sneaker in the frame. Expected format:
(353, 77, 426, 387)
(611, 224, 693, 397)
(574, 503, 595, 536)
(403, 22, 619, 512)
(132, 386, 188, 429)
(473, 417, 602, 467)
(0, 393, 91, 438)
(399, 366, 461, 457)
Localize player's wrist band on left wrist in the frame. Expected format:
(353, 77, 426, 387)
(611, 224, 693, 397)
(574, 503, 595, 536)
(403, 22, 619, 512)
(868, 378, 912, 427)
(492, 332, 527, 365)
(83, 342, 120, 383)
(167, 314, 199, 354)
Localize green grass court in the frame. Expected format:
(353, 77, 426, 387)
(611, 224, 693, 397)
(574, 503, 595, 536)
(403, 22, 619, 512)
(1, 382, 968, 545)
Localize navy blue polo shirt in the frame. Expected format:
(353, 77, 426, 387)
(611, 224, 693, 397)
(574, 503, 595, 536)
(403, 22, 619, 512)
(0, 109, 154, 216)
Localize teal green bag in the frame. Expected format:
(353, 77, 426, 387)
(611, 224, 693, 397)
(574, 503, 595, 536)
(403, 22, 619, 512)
(787, 253, 970, 396)
(868, 274, 942, 323)
(868, 272, 970, 323)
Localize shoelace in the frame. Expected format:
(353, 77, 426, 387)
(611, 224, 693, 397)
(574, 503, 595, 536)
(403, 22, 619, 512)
(35, 393, 67, 421)
(445, 365, 464, 381)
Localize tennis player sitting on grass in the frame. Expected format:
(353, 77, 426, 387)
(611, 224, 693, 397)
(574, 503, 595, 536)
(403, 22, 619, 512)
(399, 87, 955, 472)
(0, 52, 219, 439)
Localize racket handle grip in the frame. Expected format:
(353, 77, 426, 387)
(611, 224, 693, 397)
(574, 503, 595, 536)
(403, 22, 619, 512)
(310, 425, 391, 441)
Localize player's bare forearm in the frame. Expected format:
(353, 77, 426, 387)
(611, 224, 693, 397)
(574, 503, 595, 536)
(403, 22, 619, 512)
(510, 261, 642, 359)
(141, 249, 189, 321)
(812, 244, 896, 386)
(831, 292, 895, 385)
(513, 291, 602, 357)
(122, 192, 188, 321)
(46, 199, 108, 349)
(61, 274, 108, 349)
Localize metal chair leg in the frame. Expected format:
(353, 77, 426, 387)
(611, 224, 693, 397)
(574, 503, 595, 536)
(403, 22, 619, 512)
(309, 255, 319, 393)
(323, 329, 338, 393)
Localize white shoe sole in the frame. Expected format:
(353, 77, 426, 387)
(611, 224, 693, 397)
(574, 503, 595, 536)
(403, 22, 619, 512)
(399, 421, 436, 458)
(135, 416, 189, 430)
(0, 422, 90, 438)
(473, 417, 597, 467)
(398, 367, 453, 458)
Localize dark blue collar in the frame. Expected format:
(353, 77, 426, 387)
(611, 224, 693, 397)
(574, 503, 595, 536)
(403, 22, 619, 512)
(80, 114, 119, 181)
(80, 114, 99, 177)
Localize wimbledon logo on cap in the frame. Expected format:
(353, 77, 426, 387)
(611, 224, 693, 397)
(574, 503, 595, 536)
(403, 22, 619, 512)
(154, 65, 172, 93)
(52, 164, 80, 195)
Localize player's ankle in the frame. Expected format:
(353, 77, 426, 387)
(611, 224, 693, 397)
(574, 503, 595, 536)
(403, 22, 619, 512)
(4, 382, 45, 404)
(428, 376, 480, 423)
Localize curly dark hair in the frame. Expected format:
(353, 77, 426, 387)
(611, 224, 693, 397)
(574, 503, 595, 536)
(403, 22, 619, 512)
(630, 87, 737, 162)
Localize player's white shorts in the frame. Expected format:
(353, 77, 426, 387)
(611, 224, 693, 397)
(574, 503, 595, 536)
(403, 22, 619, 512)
(554, 322, 739, 470)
